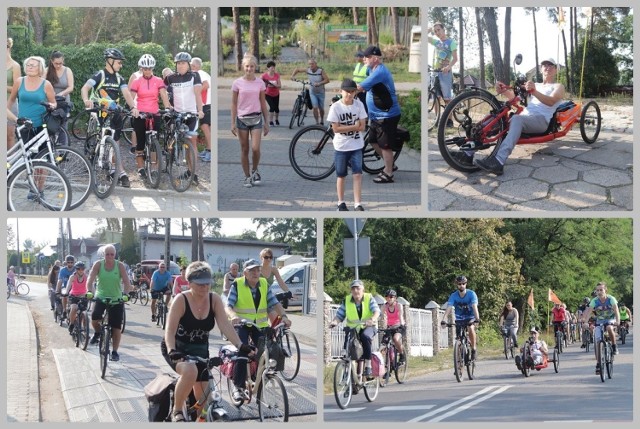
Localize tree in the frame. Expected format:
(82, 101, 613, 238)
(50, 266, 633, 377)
(164, 218, 171, 265)
(482, 7, 509, 83)
(390, 8, 400, 45)
(249, 7, 260, 59)
(8, 224, 16, 249)
(475, 8, 486, 88)
(232, 7, 243, 71)
(120, 219, 138, 264)
(458, 8, 464, 91)
(367, 8, 378, 46)
(252, 218, 316, 254)
(524, 7, 541, 82)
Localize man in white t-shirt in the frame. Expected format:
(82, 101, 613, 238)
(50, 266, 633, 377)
(326, 78, 368, 211)
(191, 57, 211, 162)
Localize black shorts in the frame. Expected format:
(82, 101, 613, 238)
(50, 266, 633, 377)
(160, 339, 210, 382)
(369, 115, 401, 150)
(265, 94, 280, 113)
(201, 104, 211, 126)
(151, 287, 171, 299)
(91, 299, 124, 329)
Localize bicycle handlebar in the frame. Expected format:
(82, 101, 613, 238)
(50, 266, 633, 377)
(183, 354, 223, 369)
(292, 78, 311, 85)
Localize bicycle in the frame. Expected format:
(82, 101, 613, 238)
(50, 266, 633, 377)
(582, 321, 593, 352)
(94, 296, 128, 379)
(129, 281, 150, 306)
(53, 292, 67, 326)
(221, 320, 289, 421)
(7, 119, 72, 211)
(595, 322, 616, 382)
(518, 334, 559, 377)
(378, 326, 408, 386)
(136, 111, 168, 189)
(443, 320, 478, 382)
(552, 322, 566, 354)
(331, 323, 379, 410)
(70, 295, 92, 350)
(272, 315, 301, 382)
(154, 290, 171, 330)
(501, 325, 516, 360)
(70, 107, 134, 145)
(159, 110, 198, 192)
(289, 79, 310, 129)
(427, 66, 464, 132)
(7, 276, 30, 297)
(619, 321, 629, 344)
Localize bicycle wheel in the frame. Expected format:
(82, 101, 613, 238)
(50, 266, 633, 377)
(466, 349, 475, 380)
(453, 341, 464, 382)
(161, 304, 167, 330)
(70, 109, 92, 141)
(289, 125, 335, 180)
(427, 90, 440, 132)
(140, 287, 149, 306)
(7, 285, 10, 300)
(584, 329, 591, 352)
(121, 115, 134, 145)
(361, 141, 402, 175)
(79, 312, 90, 350)
(605, 344, 613, 379)
(257, 374, 289, 422)
(580, 100, 601, 144)
(363, 375, 379, 402)
(145, 135, 162, 189)
(555, 331, 562, 354)
(620, 327, 627, 344)
(121, 305, 126, 334)
(156, 303, 162, 326)
(297, 103, 308, 127)
(552, 348, 559, 373)
(395, 348, 408, 384)
(437, 89, 506, 173)
(16, 282, 30, 295)
(279, 330, 300, 381)
(598, 340, 606, 382)
(522, 347, 531, 377)
(168, 139, 195, 192)
(130, 289, 138, 304)
(100, 328, 110, 379)
(37, 146, 93, 210)
(7, 161, 71, 211)
(379, 346, 391, 387)
(503, 336, 509, 360)
(289, 98, 301, 129)
(563, 332, 568, 349)
(50, 127, 71, 147)
(90, 135, 119, 199)
(333, 361, 352, 410)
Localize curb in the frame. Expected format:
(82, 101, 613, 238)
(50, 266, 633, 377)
(110, 187, 211, 198)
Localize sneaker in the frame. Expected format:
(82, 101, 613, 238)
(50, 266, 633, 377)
(110, 350, 120, 362)
(613, 345, 619, 355)
(138, 168, 147, 179)
(470, 349, 476, 361)
(192, 174, 199, 185)
(68, 323, 75, 334)
(171, 411, 186, 423)
(451, 151, 474, 167)
(243, 176, 253, 188)
(337, 202, 348, 211)
(201, 151, 211, 162)
(151, 314, 156, 322)
(354, 204, 365, 211)
(90, 332, 100, 345)
(515, 355, 522, 370)
(118, 175, 131, 188)
(232, 387, 244, 402)
(269, 121, 275, 126)
(252, 170, 261, 185)
(362, 367, 373, 377)
(129, 146, 136, 155)
(473, 156, 504, 176)
(595, 363, 601, 374)
(27, 190, 44, 201)
(275, 120, 280, 126)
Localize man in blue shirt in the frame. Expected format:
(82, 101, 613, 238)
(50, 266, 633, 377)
(56, 255, 76, 320)
(356, 45, 402, 184)
(441, 275, 481, 360)
(150, 262, 173, 322)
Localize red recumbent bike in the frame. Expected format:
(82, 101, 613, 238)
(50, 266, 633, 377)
(517, 334, 559, 378)
(437, 54, 602, 173)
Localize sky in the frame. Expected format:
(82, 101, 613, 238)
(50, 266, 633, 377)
(7, 218, 261, 249)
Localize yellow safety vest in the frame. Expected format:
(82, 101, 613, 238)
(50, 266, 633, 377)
(345, 293, 373, 328)
(352, 63, 368, 84)
(235, 277, 269, 327)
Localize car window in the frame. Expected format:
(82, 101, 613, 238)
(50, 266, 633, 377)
(287, 269, 304, 283)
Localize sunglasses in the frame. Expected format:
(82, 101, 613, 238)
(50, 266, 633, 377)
(262, 256, 273, 260)
(457, 282, 467, 286)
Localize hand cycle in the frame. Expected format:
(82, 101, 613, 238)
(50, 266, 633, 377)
(378, 326, 408, 386)
(222, 319, 289, 421)
(437, 53, 602, 172)
(518, 334, 559, 377)
(136, 110, 171, 189)
(93, 295, 129, 379)
(501, 325, 516, 359)
(273, 293, 301, 381)
(7, 118, 72, 211)
(427, 65, 464, 132)
(289, 95, 403, 181)
(7, 275, 30, 298)
(289, 79, 310, 129)
(442, 320, 478, 382)
(594, 321, 616, 382)
(160, 110, 198, 192)
(70, 294, 92, 350)
(331, 321, 379, 409)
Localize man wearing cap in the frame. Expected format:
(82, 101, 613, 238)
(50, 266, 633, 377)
(329, 279, 381, 377)
(357, 45, 402, 184)
(291, 58, 330, 124)
(352, 51, 368, 111)
(327, 78, 368, 211)
(226, 258, 291, 401)
(150, 262, 173, 322)
(471, 58, 565, 175)
(515, 328, 548, 370)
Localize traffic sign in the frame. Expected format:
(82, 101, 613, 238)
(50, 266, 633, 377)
(344, 218, 366, 236)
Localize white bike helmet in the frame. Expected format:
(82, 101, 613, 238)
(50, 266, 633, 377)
(138, 54, 156, 68)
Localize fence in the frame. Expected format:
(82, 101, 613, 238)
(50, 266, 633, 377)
(305, 264, 317, 315)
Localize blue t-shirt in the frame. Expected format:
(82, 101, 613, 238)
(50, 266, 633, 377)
(447, 289, 478, 321)
(359, 63, 401, 120)
(57, 266, 75, 290)
(151, 269, 173, 291)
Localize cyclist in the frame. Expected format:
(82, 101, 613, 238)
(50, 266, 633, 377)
(499, 300, 519, 348)
(163, 261, 250, 422)
(80, 48, 139, 188)
(190, 57, 212, 162)
(225, 259, 291, 401)
(86, 244, 133, 362)
(172, 265, 190, 296)
(150, 262, 173, 322)
(580, 282, 620, 374)
(7, 265, 16, 290)
(562, 303, 572, 341)
(56, 255, 77, 321)
(129, 54, 172, 180)
(577, 297, 591, 348)
(356, 45, 401, 184)
(381, 289, 406, 363)
(441, 275, 480, 360)
(618, 302, 632, 337)
(47, 265, 61, 311)
(515, 327, 548, 369)
(352, 50, 368, 112)
(223, 263, 239, 299)
(427, 23, 458, 107)
(66, 261, 89, 334)
(164, 51, 204, 186)
(328, 279, 381, 378)
(551, 302, 567, 344)
(291, 58, 330, 125)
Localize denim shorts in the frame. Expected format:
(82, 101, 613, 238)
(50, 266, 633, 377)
(308, 90, 325, 109)
(236, 115, 263, 131)
(438, 71, 454, 100)
(335, 149, 363, 177)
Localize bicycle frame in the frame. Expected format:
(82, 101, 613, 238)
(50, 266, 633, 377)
(180, 356, 227, 422)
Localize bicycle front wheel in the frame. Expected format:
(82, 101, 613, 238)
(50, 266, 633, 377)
(363, 374, 379, 402)
(121, 305, 126, 334)
(8, 161, 71, 211)
(100, 328, 111, 379)
(466, 352, 476, 380)
(279, 331, 301, 381)
(395, 349, 408, 384)
(70, 109, 92, 141)
(79, 312, 90, 350)
(580, 100, 602, 144)
(333, 361, 352, 410)
(606, 344, 613, 379)
(161, 304, 167, 330)
(37, 146, 93, 210)
(121, 115, 134, 145)
(289, 98, 301, 129)
(289, 125, 335, 180)
(16, 282, 30, 296)
(257, 374, 289, 422)
(297, 103, 308, 127)
(503, 336, 509, 360)
(379, 346, 391, 387)
(168, 140, 195, 192)
(145, 136, 162, 189)
(453, 341, 464, 382)
(598, 341, 606, 382)
(91, 135, 119, 199)
(140, 287, 149, 306)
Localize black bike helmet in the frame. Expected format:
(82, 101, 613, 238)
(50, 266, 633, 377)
(65, 254, 75, 263)
(104, 48, 125, 60)
(174, 52, 192, 63)
(455, 275, 467, 284)
(583, 297, 591, 304)
(74, 261, 85, 269)
(385, 289, 397, 297)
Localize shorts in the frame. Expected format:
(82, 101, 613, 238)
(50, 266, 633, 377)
(308, 90, 325, 109)
(68, 295, 87, 305)
(183, 115, 199, 137)
(594, 320, 616, 342)
(160, 339, 210, 382)
(236, 115, 263, 131)
(201, 104, 211, 126)
(91, 299, 124, 329)
(151, 287, 171, 299)
(369, 115, 401, 150)
(265, 94, 280, 113)
(335, 148, 363, 177)
(437, 71, 454, 100)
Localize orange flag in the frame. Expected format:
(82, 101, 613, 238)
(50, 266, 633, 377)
(548, 288, 562, 304)
(527, 288, 534, 309)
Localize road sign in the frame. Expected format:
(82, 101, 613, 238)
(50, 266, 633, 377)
(345, 218, 366, 237)
(21, 251, 31, 264)
(343, 237, 371, 267)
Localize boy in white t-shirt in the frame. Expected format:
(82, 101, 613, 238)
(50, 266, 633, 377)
(327, 79, 368, 211)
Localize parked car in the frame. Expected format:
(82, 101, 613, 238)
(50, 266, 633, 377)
(269, 261, 314, 307)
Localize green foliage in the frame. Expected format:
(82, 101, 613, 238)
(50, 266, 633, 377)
(573, 39, 620, 97)
(221, 28, 235, 58)
(252, 218, 317, 255)
(119, 219, 138, 265)
(398, 89, 421, 151)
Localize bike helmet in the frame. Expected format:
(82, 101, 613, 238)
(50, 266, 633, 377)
(138, 54, 156, 68)
(104, 48, 125, 60)
(583, 297, 591, 304)
(455, 275, 467, 284)
(65, 255, 75, 263)
(174, 52, 192, 63)
(385, 289, 397, 297)
(619, 302, 625, 308)
(74, 261, 85, 269)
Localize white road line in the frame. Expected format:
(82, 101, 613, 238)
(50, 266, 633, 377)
(324, 408, 366, 413)
(377, 405, 436, 411)
(407, 385, 508, 422)
(428, 385, 512, 422)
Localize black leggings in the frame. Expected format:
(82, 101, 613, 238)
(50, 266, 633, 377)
(133, 115, 161, 151)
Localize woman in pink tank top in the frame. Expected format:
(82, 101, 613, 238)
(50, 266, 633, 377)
(382, 289, 406, 362)
(67, 261, 88, 333)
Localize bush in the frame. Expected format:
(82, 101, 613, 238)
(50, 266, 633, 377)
(398, 89, 421, 151)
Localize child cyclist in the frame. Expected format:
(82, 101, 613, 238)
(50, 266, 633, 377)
(326, 78, 368, 211)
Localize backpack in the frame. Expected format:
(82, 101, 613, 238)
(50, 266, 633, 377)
(144, 373, 177, 422)
(371, 82, 393, 111)
(370, 351, 386, 377)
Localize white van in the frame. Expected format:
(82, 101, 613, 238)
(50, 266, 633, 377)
(270, 261, 314, 306)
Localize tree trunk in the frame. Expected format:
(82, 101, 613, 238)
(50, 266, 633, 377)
(458, 8, 464, 91)
(218, 12, 225, 76)
(562, 30, 570, 94)
(352, 7, 359, 25)
(367, 8, 378, 46)
(404, 7, 410, 46)
(164, 219, 171, 266)
(190, 218, 198, 262)
(198, 219, 204, 261)
(502, 7, 512, 83)
(532, 11, 541, 82)
(391, 7, 400, 45)
(475, 8, 486, 89)
(249, 7, 260, 61)
(30, 8, 43, 44)
(482, 8, 507, 83)
(232, 7, 243, 72)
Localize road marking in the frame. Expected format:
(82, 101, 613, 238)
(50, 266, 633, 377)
(324, 408, 366, 413)
(407, 385, 511, 422)
(377, 405, 436, 411)
(428, 385, 511, 422)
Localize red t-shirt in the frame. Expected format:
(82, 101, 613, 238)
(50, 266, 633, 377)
(261, 72, 280, 97)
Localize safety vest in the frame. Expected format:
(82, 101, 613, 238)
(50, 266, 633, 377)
(235, 277, 269, 327)
(345, 293, 373, 328)
(352, 63, 368, 84)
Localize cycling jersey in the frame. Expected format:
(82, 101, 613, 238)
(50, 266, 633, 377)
(86, 69, 127, 104)
(447, 289, 478, 321)
(619, 307, 630, 321)
(129, 75, 166, 113)
(165, 71, 202, 113)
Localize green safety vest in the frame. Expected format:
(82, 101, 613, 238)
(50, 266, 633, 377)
(235, 277, 269, 327)
(345, 293, 373, 328)
(352, 63, 368, 84)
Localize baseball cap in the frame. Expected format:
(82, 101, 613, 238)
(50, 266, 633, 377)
(341, 78, 358, 91)
(363, 45, 382, 57)
(530, 327, 539, 334)
(187, 269, 212, 285)
(355, 51, 364, 58)
(540, 58, 557, 66)
(243, 259, 260, 271)
(350, 279, 364, 288)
